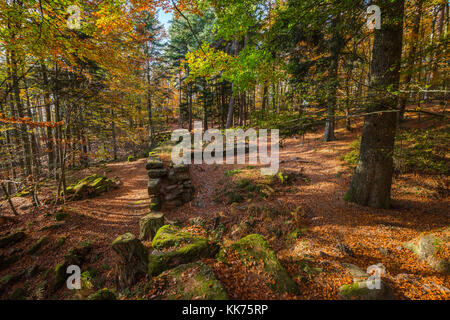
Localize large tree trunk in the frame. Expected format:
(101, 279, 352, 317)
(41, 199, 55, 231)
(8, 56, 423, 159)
(345, 0, 405, 209)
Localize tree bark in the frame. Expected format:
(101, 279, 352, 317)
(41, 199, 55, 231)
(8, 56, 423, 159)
(345, 0, 405, 209)
(41, 63, 55, 175)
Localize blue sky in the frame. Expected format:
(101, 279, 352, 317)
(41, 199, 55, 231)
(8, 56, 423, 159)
(157, 9, 173, 33)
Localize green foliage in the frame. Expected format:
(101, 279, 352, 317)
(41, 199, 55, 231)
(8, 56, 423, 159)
(342, 127, 449, 175)
(341, 138, 361, 168)
(225, 169, 241, 176)
(395, 127, 449, 175)
(54, 210, 68, 222)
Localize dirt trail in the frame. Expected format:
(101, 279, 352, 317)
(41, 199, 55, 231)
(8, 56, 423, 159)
(0, 126, 448, 300)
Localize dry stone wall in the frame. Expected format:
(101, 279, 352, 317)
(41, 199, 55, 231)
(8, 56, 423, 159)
(146, 154, 195, 211)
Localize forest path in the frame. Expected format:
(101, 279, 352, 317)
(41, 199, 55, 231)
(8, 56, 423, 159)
(163, 127, 449, 300)
(66, 158, 151, 228)
(47, 128, 450, 300)
(1, 125, 447, 300)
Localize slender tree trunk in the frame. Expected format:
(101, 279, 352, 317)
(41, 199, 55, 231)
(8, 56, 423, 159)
(178, 72, 183, 127)
(226, 39, 240, 129)
(398, 0, 423, 122)
(10, 51, 32, 176)
(345, 0, 405, 209)
(203, 83, 208, 131)
(111, 109, 117, 161)
(262, 85, 268, 116)
(188, 84, 193, 132)
(226, 82, 234, 129)
(1, 182, 18, 216)
(41, 63, 55, 175)
(323, 17, 342, 142)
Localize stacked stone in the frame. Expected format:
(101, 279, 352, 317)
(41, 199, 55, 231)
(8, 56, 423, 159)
(146, 156, 166, 211)
(164, 164, 194, 208)
(146, 156, 195, 211)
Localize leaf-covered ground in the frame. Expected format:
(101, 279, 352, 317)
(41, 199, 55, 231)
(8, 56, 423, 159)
(0, 120, 448, 300)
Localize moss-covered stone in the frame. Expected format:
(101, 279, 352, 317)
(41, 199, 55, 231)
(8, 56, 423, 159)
(64, 243, 92, 265)
(148, 179, 161, 195)
(26, 236, 48, 255)
(148, 225, 219, 277)
(55, 237, 66, 249)
(51, 244, 93, 292)
(341, 263, 369, 282)
(0, 231, 26, 249)
(52, 263, 67, 292)
(111, 233, 148, 289)
(146, 158, 164, 170)
(140, 213, 165, 241)
(54, 210, 68, 222)
(404, 231, 449, 274)
(152, 225, 204, 249)
(148, 168, 168, 178)
(339, 280, 393, 300)
(154, 262, 228, 300)
(88, 288, 117, 300)
(65, 174, 118, 200)
(217, 234, 299, 295)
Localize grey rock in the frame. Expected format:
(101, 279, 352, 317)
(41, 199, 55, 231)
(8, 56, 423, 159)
(148, 168, 168, 179)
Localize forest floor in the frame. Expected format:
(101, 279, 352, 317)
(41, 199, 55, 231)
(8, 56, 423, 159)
(0, 116, 449, 300)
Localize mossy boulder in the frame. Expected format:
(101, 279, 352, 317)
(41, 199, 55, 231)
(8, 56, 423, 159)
(148, 168, 168, 179)
(148, 179, 161, 195)
(54, 210, 68, 222)
(339, 280, 394, 300)
(153, 262, 228, 300)
(26, 236, 48, 255)
(404, 231, 449, 274)
(146, 158, 164, 170)
(64, 243, 92, 266)
(88, 288, 117, 300)
(341, 263, 370, 282)
(51, 243, 93, 292)
(52, 263, 68, 292)
(217, 234, 299, 295)
(148, 225, 219, 277)
(0, 231, 26, 249)
(140, 213, 165, 241)
(111, 233, 148, 289)
(65, 174, 118, 200)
